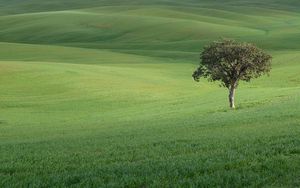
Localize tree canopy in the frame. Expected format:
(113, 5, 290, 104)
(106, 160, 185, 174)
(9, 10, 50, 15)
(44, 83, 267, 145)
(193, 39, 272, 108)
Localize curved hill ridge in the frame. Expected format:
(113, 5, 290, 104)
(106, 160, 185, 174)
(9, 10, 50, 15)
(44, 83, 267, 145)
(1, 0, 300, 15)
(1, 3, 300, 52)
(0, 1, 300, 187)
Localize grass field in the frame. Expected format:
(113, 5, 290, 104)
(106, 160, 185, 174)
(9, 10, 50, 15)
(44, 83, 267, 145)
(0, 0, 300, 187)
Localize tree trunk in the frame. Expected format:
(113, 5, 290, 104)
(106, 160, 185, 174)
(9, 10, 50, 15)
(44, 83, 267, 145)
(229, 86, 236, 109)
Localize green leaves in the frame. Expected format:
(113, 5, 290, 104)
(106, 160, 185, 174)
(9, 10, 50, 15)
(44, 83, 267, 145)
(193, 39, 272, 89)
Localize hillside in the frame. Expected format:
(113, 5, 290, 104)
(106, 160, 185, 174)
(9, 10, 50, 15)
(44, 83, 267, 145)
(0, 0, 299, 187)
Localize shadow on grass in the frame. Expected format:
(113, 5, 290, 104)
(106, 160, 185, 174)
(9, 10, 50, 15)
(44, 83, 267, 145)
(208, 95, 289, 113)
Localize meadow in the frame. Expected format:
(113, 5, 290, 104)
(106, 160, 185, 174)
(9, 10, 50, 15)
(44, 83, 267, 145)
(0, 0, 299, 187)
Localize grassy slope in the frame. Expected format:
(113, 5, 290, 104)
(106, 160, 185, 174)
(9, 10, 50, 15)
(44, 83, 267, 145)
(0, 0, 300, 187)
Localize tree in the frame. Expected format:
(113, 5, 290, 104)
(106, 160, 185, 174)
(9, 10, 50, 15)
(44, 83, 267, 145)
(193, 39, 272, 109)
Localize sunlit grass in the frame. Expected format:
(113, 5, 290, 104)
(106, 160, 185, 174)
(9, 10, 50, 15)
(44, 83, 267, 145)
(0, 0, 299, 187)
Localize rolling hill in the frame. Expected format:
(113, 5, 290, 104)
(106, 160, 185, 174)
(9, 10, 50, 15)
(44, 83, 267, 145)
(0, 0, 299, 187)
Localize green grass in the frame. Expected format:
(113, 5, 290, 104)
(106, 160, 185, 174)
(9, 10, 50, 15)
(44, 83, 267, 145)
(0, 0, 300, 187)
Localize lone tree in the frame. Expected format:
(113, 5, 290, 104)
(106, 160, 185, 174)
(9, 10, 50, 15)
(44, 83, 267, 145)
(193, 39, 272, 108)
